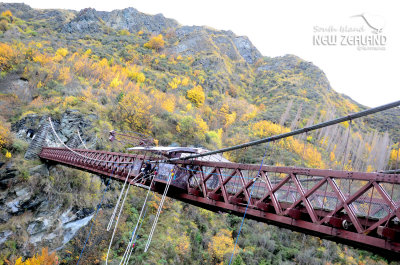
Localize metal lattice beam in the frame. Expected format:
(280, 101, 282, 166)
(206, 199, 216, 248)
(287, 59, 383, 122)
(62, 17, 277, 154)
(39, 147, 400, 258)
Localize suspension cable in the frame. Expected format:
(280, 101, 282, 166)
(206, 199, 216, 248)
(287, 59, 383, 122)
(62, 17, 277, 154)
(48, 117, 138, 164)
(77, 129, 88, 149)
(165, 100, 400, 163)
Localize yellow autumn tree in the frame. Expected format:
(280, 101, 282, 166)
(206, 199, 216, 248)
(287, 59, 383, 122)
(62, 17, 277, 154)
(208, 229, 238, 262)
(55, 47, 68, 58)
(58, 66, 71, 85)
(168, 77, 181, 89)
(136, 72, 145, 83)
(161, 97, 176, 113)
(0, 122, 10, 148)
(127, 66, 145, 83)
(32, 52, 51, 66)
(53, 47, 69, 62)
(14, 248, 58, 265)
(1, 10, 12, 17)
(0, 43, 15, 71)
(181, 76, 190, 86)
(251, 121, 324, 168)
(251, 120, 289, 138)
(117, 89, 153, 133)
(110, 74, 122, 88)
(144, 34, 165, 51)
(0, 19, 8, 32)
(389, 148, 400, 167)
(224, 112, 236, 127)
(330, 151, 335, 162)
(195, 115, 209, 133)
(175, 233, 190, 256)
(187, 85, 205, 107)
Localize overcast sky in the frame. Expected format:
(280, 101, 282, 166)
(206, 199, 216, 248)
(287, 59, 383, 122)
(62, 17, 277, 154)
(4, 0, 400, 107)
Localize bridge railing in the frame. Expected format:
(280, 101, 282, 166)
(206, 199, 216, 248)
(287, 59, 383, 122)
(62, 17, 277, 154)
(39, 147, 400, 255)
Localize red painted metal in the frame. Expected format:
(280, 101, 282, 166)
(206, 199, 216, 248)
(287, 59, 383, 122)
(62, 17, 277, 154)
(39, 147, 400, 258)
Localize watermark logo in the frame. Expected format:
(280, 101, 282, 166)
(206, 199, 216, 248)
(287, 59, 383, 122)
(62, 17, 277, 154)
(313, 13, 387, 51)
(351, 13, 385, 34)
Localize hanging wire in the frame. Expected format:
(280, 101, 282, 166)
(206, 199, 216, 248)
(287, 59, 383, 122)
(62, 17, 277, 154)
(107, 164, 136, 231)
(330, 120, 353, 213)
(48, 117, 136, 164)
(105, 171, 141, 265)
(77, 129, 88, 149)
(341, 120, 352, 171)
(120, 172, 156, 265)
(302, 132, 310, 192)
(144, 167, 176, 252)
(319, 181, 329, 222)
(228, 142, 270, 265)
(123, 190, 152, 265)
(123, 198, 151, 265)
(384, 182, 396, 228)
(364, 186, 375, 230)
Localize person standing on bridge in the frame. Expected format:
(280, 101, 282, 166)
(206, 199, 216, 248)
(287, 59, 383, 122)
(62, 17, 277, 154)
(142, 160, 152, 176)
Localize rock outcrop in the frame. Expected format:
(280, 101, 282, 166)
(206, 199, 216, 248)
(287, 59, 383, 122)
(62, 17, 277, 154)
(0, 109, 101, 254)
(12, 109, 97, 159)
(0, 161, 96, 255)
(62, 7, 179, 34)
(170, 26, 262, 65)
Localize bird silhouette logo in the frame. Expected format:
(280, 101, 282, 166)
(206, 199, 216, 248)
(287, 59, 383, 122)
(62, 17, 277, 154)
(351, 13, 385, 34)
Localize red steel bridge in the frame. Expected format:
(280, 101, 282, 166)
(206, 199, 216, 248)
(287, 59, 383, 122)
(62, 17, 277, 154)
(39, 146, 400, 258)
(37, 100, 400, 259)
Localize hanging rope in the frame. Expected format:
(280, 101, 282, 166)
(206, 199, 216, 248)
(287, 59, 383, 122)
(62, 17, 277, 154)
(76, 164, 116, 265)
(122, 198, 151, 265)
(77, 129, 88, 149)
(122, 194, 152, 265)
(124, 201, 149, 264)
(341, 120, 352, 171)
(105, 173, 138, 265)
(228, 142, 270, 265)
(107, 164, 136, 231)
(144, 168, 175, 252)
(120, 172, 156, 265)
(107, 172, 142, 233)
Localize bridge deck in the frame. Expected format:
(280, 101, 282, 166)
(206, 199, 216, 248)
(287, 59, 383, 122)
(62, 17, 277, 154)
(39, 147, 400, 258)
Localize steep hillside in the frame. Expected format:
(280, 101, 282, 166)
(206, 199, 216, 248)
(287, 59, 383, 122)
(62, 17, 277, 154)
(0, 3, 399, 265)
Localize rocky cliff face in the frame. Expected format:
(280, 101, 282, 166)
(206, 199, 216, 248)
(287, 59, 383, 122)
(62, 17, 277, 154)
(12, 109, 97, 159)
(0, 3, 76, 30)
(170, 26, 262, 65)
(62, 7, 179, 34)
(0, 110, 101, 256)
(0, 163, 96, 256)
(61, 7, 262, 65)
